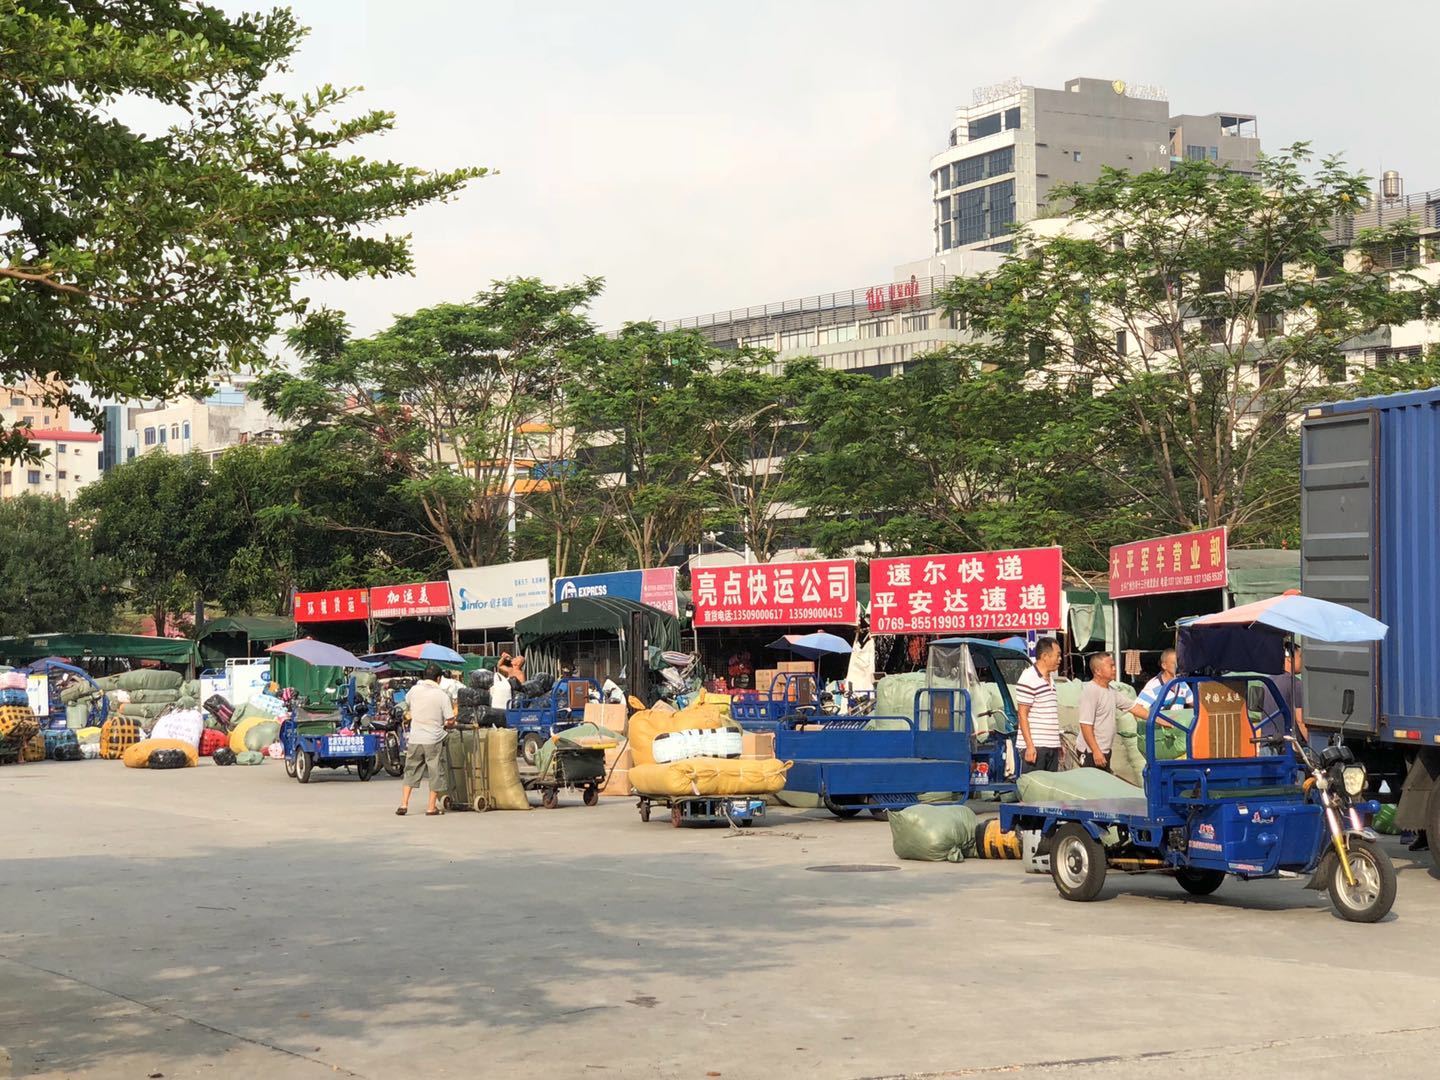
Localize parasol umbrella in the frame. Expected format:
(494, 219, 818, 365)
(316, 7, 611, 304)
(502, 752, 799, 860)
(268, 638, 376, 669)
(362, 641, 465, 666)
(1180, 591, 1388, 643)
(767, 632, 853, 660)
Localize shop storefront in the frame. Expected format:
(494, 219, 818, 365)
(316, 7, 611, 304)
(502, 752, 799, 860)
(447, 559, 552, 654)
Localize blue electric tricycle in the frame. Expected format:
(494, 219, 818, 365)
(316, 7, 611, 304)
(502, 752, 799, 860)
(508, 676, 602, 766)
(279, 678, 383, 784)
(1000, 670, 1397, 922)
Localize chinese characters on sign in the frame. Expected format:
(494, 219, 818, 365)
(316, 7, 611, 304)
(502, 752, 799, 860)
(368, 581, 453, 620)
(293, 588, 370, 623)
(692, 559, 857, 628)
(869, 547, 1063, 635)
(865, 276, 921, 313)
(1108, 527, 1227, 599)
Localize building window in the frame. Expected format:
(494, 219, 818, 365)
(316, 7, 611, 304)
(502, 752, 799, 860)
(1257, 358, 1285, 385)
(940, 221, 952, 250)
(1185, 144, 1207, 162)
(1115, 330, 1128, 357)
(57, 470, 66, 480)
(22, 415, 33, 427)
(1072, 150, 1082, 163)
(938, 165, 950, 190)
(818, 324, 858, 345)
(967, 111, 1002, 140)
(27, 470, 40, 485)
(57, 443, 66, 454)
(1, 471, 10, 485)
(1004, 106, 1021, 130)
(952, 146, 1014, 188)
(182, 421, 190, 441)
(1377, 345, 1422, 366)
(902, 313, 932, 333)
(144, 427, 156, 446)
(859, 319, 892, 339)
(1200, 318, 1227, 344)
(171, 424, 180, 440)
(1256, 312, 1282, 338)
(1254, 260, 1283, 286)
(778, 329, 814, 351)
(8, 397, 20, 407)
(1146, 324, 1178, 351)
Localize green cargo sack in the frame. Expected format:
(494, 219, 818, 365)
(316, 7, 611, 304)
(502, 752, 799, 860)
(125, 689, 181, 705)
(1016, 767, 1141, 804)
(234, 750, 264, 765)
(889, 803, 979, 863)
(117, 669, 185, 692)
(242, 720, 280, 752)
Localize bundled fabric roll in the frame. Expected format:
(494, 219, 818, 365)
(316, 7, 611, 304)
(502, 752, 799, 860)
(468, 669, 495, 691)
(0, 704, 40, 745)
(234, 750, 264, 766)
(0, 687, 29, 707)
(100, 715, 143, 759)
(23, 732, 46, 761)
(889, 804, 979, 863)
(628, 757, 791, 798)
(147, 747, 191, 770)
(211, 747, 237, 766)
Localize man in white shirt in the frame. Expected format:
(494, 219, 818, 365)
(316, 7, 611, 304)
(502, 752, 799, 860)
(1129, 648, 1193, 721)
(396, 664, 454, 817)
(1014, 637, 1063, 772)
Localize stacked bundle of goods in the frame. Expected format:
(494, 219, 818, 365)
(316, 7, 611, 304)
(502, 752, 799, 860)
(43, 727, 82, 760)
(0, 676, 41, 764)
(121, 738, 198, 768)
(99, 714, 143, 759)
(627, 693, 790, 798)
(456, 669, 506, 727)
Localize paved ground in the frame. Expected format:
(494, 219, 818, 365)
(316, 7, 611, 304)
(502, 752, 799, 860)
(1, 760, 1438, 1080)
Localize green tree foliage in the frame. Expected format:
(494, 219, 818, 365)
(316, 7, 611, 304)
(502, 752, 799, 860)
(0, 1, 483, 458)
(942, 145, 1440, 545)
(255, 280, 604, 571)
(0, 495, 119, 636)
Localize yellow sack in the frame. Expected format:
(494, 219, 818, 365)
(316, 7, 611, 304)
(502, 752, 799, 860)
(121, 738, 200, 769)
(629, 756, 791, 798)
(77, 725, 102, 743)
(977, 817, 1023, 860)
(0, 704, 40, 743)
(483, 727, 531, 810)
(629, 702, 734, 768)
(229, 715, 272, 754)
(100, 715, 143, 759)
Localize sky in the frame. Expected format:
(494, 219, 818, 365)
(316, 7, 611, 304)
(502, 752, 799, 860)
(244, 0, 1440, 337)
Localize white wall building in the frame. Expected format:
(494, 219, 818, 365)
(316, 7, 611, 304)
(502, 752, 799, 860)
(130, 386, 287, 462)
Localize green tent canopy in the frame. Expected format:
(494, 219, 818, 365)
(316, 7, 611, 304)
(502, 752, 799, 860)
(197, 615, 296, 665)
(0, 632, 199, 669)
(515, 596, 681, 676)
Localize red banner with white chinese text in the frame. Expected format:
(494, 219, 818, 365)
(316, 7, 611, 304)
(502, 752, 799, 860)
(369, 581, 453, 619)
(869, 547, 1063, 634)
(692, 559, 857, 627)
(293, 588, 370, 623)
(1108, 527, 1227, 599)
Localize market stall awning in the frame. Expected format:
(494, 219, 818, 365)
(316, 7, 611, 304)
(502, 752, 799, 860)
(515, 596, 681, 674)
(197, 615, 297, 664)
(0, 632, 200, 666)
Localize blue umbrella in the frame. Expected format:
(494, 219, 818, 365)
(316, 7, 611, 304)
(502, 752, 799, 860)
(362, 641, 466, 665)
(1181, 592, 1388, 643)
(768, 632, 853, 661)
(268, 638, 376, 668)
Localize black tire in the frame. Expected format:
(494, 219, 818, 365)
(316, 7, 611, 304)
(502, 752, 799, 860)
(284, 748, 297, 778)
(521, 732, 542, 767)
(1175, 868, 1226, 896)
(638, 800, 651, 823)
(868, 808, 889, 821)
(823, 795, 863, 819)
(383, 734, 404, 777)
(1050, 823, 1108, 902)
(356, 756, 375, 782)
(472, 796, 488, 812)
(738, 818, 753, 828)
(440, 795, 453, 812)
(583, 785, 599, 807)
(295, 750, 313, 784)
(541, 786, 558, 809)
(671, 803, 683, 828)
(1328, 836, 1397, 923)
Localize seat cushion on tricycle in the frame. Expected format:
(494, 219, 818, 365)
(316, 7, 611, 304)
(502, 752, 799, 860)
(630, 757, 791, 798)
(1017, 767, 1141, 804)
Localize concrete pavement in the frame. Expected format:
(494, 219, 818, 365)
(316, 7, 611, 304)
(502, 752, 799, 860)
(1, 759, 1438, 1079)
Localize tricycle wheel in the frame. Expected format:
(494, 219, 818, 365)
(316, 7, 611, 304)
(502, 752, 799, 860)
(823, 795, 863, 819)
(670, 803, 683, 828)
(383, 733, 404, 777)
(541, 786, 558, 809)
(1175, 868, 1225, 896)
(441, 795, 453, 812)
(638, 800, 651, 822)
(583, 785, 599, 806)
(472, 796, 488, 812)
(520, 733, 542, 767)
(1327, 836, 1397, 923)
(868, 808, 889, 821)
(1050, 823, 1107, 902)
(284, 748, 297, 778)
(295, 750, 313, 784)
(356, 756, 376, 782)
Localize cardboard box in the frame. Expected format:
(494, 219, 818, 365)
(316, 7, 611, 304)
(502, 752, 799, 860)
(583, 701, 628, 734)
(777, 661, 814, 673)
(602, 767, 631, 796)
(604, 745, 633, 771)
(741, 731, 776, 759)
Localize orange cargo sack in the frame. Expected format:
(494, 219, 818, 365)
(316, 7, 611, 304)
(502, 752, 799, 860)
(100, 715, 143, 759)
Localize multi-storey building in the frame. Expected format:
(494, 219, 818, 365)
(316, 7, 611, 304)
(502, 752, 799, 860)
(929, 76, 1262, 255)
(128, 383, 287, 463)
(0, 428, 102, 501)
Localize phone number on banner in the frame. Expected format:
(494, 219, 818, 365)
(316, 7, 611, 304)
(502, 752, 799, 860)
(874, 612, 1057, 633)
(702, 606, 849, 624)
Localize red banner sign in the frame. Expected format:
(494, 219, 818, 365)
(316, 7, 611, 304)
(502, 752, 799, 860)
(870, 547, 1062, 635)
(369, 581, 452, 620)
(293, 588, 370, 623)
(692, 559, 857, 627)
(1109, 527, 1227, 599)
(865, 276, 921, 313)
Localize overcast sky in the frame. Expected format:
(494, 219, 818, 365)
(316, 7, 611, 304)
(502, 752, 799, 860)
(256, 0, 1438, 337)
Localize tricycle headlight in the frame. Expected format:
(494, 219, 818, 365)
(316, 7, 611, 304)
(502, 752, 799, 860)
(1342, 765, 1366, 797)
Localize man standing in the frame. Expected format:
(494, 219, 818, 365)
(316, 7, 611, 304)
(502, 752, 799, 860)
(1014, 637, 1063, 772)
(396, 663, 454, 817)
(1262, 643, 1307, 742)
(1077, 652, 1119, 771)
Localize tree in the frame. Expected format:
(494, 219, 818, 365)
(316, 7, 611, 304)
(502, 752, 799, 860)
(941, 145, 1440, 545)
(571, 324, 735, 568)
(785, 352, 1129, 568)
(0, 1, 483, 458)
(256, 279, 604, 570)
(0, 496, 120, 636)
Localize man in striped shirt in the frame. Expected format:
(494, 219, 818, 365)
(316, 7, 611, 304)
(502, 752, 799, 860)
(1014, 637, 1063, 772)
